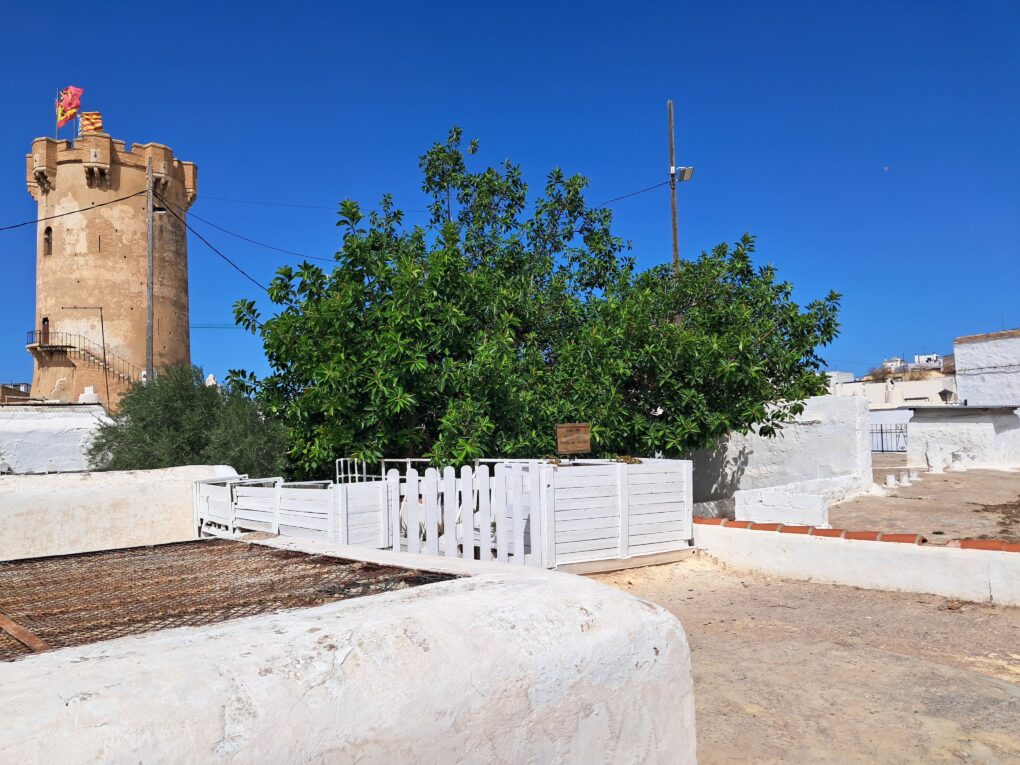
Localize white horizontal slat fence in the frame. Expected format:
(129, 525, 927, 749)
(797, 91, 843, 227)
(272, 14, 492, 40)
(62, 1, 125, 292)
(195, 459, 693, 568)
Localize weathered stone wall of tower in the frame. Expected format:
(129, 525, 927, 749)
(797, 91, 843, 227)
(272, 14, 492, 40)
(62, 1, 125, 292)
(25, 133, 197, 403)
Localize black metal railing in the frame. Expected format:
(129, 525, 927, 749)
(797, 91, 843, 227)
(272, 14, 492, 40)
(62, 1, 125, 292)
(869, 424, 908, 453)
(26, 330, 142, 383)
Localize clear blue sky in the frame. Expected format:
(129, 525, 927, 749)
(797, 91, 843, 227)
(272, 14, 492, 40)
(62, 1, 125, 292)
(2, 1, 1018, 383)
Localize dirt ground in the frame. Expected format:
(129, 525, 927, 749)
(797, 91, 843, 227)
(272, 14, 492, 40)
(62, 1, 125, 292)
(595, 556, 1020, 764)
(830, 466, 1020, 542)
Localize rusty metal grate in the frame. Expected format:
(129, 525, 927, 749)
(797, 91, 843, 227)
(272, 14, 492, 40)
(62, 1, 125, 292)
(0, 539, 456, 661)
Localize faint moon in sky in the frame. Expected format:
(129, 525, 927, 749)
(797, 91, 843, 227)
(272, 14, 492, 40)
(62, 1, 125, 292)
(883, 165, 890, 172)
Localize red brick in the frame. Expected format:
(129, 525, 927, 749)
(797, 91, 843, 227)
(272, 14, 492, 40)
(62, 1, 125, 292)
(1002, 542, 1020, 553)
(693, 517, 724, 525)
(879, 533, 927, 545)
(958, 539, 1006, 551)
(809, 528, 845, 538)
(723, 520, 753, 529)
(843, 531, 881, 541)
(779, 525, 813, 534)
(750, 523, 783, 532)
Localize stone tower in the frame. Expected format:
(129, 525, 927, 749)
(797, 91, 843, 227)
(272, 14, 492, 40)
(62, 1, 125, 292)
(25, 132, 197, 405)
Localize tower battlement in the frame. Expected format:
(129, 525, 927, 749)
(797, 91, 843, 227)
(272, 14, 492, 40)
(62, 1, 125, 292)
(27, 134, 197, 207)
(24, 134, 197, 406)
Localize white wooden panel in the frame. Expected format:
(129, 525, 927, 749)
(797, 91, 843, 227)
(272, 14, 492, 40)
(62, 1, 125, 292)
(555, 517, 619, 533)
(527, 463, 544, 568)
(556, 538, 622, 554)
(627, 530, 685, 545)
(511, 465, 525, 565)
(278, 514, 330, 532)
(494, 464, 508, 563)
(279, 498, 331, 514)
(551, 465, 618, 478)
(617, 463, 629, 558)
(423, 468, 440, 556)
(442, 466, 458, 558)
(625, 462, 685, 475)
(554, 496, 619, 512)
(555, 527, 622, 544)
(628, 491, 685, 507)
(554, 507, 621, 522)
(477, 465, 492, 562)
(460, 465, 475, 560)
(627, 481, 685, 495)
(278, 524, 327, 540)
(627, 539, 690, 556)
(629, 510, 687, 525)
(234, 497, 276, 511)
(387, 470, 401, 552)
(552, 472, 618, 489)
(627, 520, 684, 536)
(406, 468, 420, 555)
(626, 471, 683, 485)
(553, 485, 620, 500)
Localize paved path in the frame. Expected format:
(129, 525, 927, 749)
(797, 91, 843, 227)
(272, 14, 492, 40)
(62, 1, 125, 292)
(596, 556, 1020, 764)
(831, 468, 1020, 541)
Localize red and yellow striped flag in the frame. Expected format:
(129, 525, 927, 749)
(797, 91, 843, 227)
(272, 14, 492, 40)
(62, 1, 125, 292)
(79, 112, 103, 133)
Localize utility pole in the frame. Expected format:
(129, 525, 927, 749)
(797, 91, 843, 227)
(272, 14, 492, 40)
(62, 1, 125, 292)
(146, 157, 154, 380)
(668, 99, 680, 275)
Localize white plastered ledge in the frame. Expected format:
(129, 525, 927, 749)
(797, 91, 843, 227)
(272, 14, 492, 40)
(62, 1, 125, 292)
(0, 539, 697, 764)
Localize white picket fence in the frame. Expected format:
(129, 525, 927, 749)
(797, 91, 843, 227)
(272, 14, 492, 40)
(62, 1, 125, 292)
(195, 459, 693, 569)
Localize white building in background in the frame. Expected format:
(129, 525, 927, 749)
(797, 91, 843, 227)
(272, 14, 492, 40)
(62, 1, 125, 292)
(953, 328, 1020, 406)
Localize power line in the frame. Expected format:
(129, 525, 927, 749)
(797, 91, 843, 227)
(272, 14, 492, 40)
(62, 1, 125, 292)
(594, 181, 670, 207)
(154, 191, 269, 294)
(0, 191, 146, 232)
(188, 212, 336, 263)
(203, 195, 337, 210)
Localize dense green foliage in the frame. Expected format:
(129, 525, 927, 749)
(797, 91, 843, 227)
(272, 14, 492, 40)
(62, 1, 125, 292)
(231, 129, 840, 477)
(88, 365, 288, 476)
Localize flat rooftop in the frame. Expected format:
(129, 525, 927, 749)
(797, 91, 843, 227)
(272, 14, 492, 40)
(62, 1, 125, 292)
(0, 539, 455, 661)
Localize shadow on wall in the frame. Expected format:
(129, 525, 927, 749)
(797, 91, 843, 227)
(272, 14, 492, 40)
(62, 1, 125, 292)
(687, 439, 751, 503)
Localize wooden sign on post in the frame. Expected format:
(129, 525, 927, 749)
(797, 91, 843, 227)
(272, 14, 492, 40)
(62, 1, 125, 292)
(556, 423, 591, 455)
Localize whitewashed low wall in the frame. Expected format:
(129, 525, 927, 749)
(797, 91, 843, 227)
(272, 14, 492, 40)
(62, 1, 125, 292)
(694, 523, 1020, 606)
(0, 465, 237, 561)
(0, 404, 108, 474)
(907, 407, 1020, 471)
(734, 484, 829, 527)
(689, 395, 872, 514)
(0, 544, 697, 763)
(196, 459, 694, 569)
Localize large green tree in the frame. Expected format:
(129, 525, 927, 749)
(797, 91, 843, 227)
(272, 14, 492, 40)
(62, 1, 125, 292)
(88, 365, 288, 476)
(231, 129, 840, 477)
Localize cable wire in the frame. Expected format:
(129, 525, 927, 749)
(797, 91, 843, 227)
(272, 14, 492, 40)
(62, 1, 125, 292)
(593, 180, 670, 207)
(155, 191, 269, 293)
(0, 191, 147, 231)
(188, 212, 335, 263)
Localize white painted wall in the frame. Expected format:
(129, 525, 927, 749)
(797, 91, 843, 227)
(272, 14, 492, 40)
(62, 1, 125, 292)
(734, 484, 829, 527)
(694, 524, 1019, 606)
(869, 408, 913, 426)
(0, 404, 108, 474)
(954, 331, 1020, 406)
(690, 395, 872, 508)
(0, 465, 236, 561)
(907, 408, 1020, 471)
(0, 547, 696, 764)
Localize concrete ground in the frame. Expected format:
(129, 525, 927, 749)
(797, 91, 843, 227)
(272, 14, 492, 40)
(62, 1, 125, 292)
(596, 556, 1020, 764)
(831, 464, 1020, 542)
